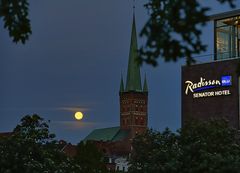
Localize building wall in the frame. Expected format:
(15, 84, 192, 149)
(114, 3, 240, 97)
(115, 157, 129, 172)
(182, 59, 240, 129)
(94, 139, 131, 157)
(92, 140, 131, 172)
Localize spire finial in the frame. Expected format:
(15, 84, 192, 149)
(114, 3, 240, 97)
(133, 0, 135, 13)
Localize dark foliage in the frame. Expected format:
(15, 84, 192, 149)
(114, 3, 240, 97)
(0, 114, 79, 173)
(139, 0, 236, 66)
(129, 119, 240, 173)
(0, 0, 31, 43)
(74, 141, 108, 173)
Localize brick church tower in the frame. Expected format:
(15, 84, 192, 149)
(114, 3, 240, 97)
(119, 15, 148, 139)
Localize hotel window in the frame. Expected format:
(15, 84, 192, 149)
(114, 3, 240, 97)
(215, 15, 240, 60)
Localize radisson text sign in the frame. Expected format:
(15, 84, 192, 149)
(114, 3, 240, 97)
(184, 76, 232, 98)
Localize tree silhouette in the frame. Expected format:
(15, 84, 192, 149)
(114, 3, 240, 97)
(0, 0, 31, 43)
(0, 114, 80, 173)
(129, 119, 240, 173)
(139, 0, 236, 66)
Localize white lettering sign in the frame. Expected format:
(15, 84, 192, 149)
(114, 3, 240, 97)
(184, 76, 232, 98)
(193, 90, 231, 98)
(185, 77, 221, 95)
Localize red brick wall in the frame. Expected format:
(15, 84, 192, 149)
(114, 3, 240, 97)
(119, 92, 148, 138)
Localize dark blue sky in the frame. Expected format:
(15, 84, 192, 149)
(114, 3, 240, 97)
(0, 1, 239, 143)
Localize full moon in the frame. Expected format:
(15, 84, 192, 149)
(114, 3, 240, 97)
(74, 112, 83, 120)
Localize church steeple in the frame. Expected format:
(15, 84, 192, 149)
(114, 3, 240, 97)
(125, 14, 142, 92)
(143, 74, 148, 92)
(119, 74, 125, 93)
(119, 13, 148, 138)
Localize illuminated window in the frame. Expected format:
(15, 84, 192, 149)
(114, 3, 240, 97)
(215, 15, 240, 60)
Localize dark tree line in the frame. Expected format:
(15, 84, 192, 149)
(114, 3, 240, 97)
(0, 114, 108, 173)
(1, 115, 240, 172)
(129, 119, 240, 173)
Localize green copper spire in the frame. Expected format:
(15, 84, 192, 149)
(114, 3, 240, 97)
(125, 15, 142, 92)
(143, 74, 148, 92)
(120, 74, 125, 93)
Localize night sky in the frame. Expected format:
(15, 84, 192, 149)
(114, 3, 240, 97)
(0, 1, 239, 144)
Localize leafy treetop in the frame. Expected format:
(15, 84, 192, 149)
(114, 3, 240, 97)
(139, 0, 236, 66)
(0, 114, 80, 173)
(0, 0, 31, 43)
(129, 119, 240, 173)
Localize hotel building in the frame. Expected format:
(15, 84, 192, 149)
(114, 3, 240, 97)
(182, 9, 240, 128)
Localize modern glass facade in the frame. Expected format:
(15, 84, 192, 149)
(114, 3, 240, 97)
(215, 15, 240, 60)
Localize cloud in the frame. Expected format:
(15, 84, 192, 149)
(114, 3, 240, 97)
(57, 106, 90, 113)
(52, 120, 96, 130)
(51, 120, 118, 130)
(0, 106, 90, 113)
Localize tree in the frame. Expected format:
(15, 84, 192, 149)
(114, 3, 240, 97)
(129, 119, 240, 173)
(0, 114, 80, 173)
(139, 0, 236, 66)
(74, 141, 108, 173)
(0, 0, 31, 43)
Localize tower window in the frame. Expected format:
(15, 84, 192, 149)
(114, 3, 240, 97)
(135, 118, 138, 125)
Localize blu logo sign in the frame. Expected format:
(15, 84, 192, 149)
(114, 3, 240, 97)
(221, 76, 232, 86)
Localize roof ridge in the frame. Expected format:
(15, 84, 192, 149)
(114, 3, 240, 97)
(92, 126, 120, 131)
(112, 129, 130, 142)
(111, 129, 122, 141)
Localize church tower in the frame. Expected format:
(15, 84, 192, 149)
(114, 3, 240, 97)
(119, 15, 148, 139)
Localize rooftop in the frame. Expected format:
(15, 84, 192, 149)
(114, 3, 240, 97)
(209, 9, 240, 20)
(0, 132, 13, 138)
(84, 127, 130, 142)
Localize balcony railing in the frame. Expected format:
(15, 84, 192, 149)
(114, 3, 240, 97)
(191, 51, 240, 65)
